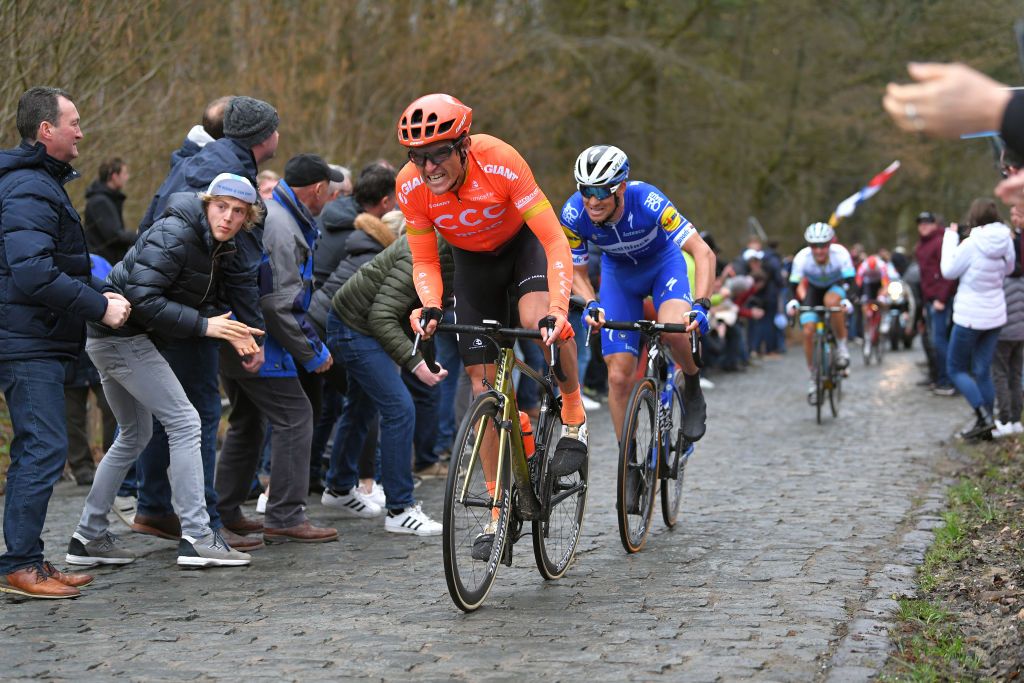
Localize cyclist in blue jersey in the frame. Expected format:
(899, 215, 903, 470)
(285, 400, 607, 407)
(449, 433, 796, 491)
(785, 222, 856, 400)
(561, 145, 716, 443)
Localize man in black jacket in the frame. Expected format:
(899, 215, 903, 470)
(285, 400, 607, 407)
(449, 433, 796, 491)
(0, 87, 131, 599)
(83, 157, 135, 263)
(130, 96, 279, 552)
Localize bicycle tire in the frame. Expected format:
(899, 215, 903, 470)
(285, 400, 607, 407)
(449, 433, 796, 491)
(660, 382, 687, 528)
(442, 393, 513, 612)
(617, 378, 659, 553)
(814, 336, 824, 425)
(532, 406, 588, 579)
(830, 353, 842, 418)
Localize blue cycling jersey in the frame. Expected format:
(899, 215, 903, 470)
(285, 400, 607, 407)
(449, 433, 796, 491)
(559, 181, 697, 266)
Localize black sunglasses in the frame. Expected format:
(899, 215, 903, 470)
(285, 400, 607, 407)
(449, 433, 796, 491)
(408, 138, 463, 167)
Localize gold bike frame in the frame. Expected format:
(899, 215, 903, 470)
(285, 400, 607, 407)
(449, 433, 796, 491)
(457, 346, 547, 518)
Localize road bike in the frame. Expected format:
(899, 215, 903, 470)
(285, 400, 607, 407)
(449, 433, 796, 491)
(601, 318, 696, 553)
(428, 321, 589, 612)
(800, 305, 844, 424)
(861, 299, 885, 366)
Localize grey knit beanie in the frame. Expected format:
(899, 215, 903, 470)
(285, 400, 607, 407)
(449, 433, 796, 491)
(224, 96, 279, 149)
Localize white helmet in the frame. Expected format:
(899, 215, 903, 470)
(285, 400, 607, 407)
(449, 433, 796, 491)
(804, 222, 835, 245)
(574, 145, 629, 186)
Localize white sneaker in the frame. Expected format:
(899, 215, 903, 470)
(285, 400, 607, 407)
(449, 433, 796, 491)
(1013, 422, 1024, 434)
(111, 495, 137, 527)
(699, 377, 715, 390)
(581, 395, 601, 411)
(321, 486, 383, 518)
(364, 481, 386, 508)
(256, 492, 268, 514)
(993, 420, 1014, 439)
(385, 503, 442, 536)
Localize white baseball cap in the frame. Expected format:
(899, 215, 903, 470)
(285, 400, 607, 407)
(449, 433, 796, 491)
(206, 173, 258, 204)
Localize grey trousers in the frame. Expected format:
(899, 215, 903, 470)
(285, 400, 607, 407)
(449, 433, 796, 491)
(993, 339, 1024, 424)
(216, 374, 313, 529)
(77, 335, 211, 539)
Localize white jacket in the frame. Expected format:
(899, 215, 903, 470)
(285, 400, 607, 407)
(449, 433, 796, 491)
(941, 223, 1016, 330)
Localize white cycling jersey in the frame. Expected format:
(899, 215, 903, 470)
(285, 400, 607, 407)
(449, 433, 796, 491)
(790, 244, 856, 289)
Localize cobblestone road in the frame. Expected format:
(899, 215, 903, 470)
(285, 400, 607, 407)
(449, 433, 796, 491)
(1, 349, 966, 681)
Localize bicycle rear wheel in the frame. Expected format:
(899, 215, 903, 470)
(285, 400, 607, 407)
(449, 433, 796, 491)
(660, 382, 687, 528)
(617, 378, 659, 553)
(532, 407, 588, 579)
(442, 393, 512, 612)
(830, 355, 842, 418)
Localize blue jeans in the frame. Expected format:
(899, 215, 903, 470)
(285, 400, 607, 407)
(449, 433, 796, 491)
(947, 324, 1000, 410)
(402, 368, 440, 470)
(0, 358, 71, 574)
(136, 337, 222, 528)
(432, 324, 462, 455)
(325, 311, 415, 509)
(927, 302, 952, 387)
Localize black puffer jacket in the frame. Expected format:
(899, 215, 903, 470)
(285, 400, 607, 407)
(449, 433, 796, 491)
(93, 192, 238, 341)
(314, 195, 360, 285)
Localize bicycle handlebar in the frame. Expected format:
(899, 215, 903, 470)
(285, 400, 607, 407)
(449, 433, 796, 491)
(436, 321, 544, 340)
(602, 319, 691, 334)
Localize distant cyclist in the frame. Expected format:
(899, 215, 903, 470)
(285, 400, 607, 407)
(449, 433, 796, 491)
(786, 222, 855, 399)
(560, 145, 716, 442)
(856, 253, 892, 331)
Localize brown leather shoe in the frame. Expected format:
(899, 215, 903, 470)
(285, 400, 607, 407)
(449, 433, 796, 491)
(264, 521, 339, 544)
(223, 515, 264, 535)
(0, 565, 80, 599)
(131, 513, 181, 540)
(42, 561, 94, 588)
(218, 527, 264, 552)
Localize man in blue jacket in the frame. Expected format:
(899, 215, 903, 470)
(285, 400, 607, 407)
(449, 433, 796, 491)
(0, 87, 131, 599)
(130, 96, 278, 551)
(216, 154, 341, 544)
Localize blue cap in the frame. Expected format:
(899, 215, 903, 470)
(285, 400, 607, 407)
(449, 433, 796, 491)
(206, 173, 258, 204)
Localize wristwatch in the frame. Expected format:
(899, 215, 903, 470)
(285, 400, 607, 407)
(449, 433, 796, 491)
(693, 297, 711, 311)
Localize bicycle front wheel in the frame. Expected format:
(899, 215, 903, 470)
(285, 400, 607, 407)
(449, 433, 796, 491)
(814, 336, 825, 425)
(442, 393, 513, 612)
(532, 408, 588, 579)
(617, 378, 659, 553)
(661, 382, 687, 528)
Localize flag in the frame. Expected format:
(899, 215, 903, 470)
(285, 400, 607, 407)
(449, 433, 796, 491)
(829, 160, 901, 227)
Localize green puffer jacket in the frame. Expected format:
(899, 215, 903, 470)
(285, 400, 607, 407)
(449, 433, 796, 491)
(330, 233, 454, 372)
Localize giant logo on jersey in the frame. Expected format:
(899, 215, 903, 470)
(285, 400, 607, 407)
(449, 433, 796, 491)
(659, 205, 682, 233)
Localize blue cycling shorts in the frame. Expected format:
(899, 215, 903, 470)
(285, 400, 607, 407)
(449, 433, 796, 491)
(598, 248, 692, 357)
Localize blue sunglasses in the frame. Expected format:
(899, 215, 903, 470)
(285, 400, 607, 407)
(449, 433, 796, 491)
(578, 183, 619, 200)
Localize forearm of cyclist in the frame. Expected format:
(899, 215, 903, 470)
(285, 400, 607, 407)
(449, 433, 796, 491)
(524, 208, 572, 317)
(572, 265, 598, 304)
(682, 234, 716, 301)
(407, 228, 444, 309)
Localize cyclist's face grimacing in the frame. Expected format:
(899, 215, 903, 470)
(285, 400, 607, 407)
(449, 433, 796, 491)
(810, 242, 830, 265)
(409, 137, 467, 196)
(581, 183, 624, 224)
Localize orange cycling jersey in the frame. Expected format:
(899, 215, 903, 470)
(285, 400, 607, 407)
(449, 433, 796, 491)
(397, 134, 572, 315)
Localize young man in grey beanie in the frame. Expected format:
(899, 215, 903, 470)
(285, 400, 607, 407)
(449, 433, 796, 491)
(129, 95, 280, 553)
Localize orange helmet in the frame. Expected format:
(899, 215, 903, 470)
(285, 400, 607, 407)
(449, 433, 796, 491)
(396, 94, 472, 147)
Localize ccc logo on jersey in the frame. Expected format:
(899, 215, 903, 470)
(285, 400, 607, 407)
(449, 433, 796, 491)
(659, 205, 682, 233)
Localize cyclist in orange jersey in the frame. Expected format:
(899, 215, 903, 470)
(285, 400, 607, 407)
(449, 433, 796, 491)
(397, 93, 588, 473)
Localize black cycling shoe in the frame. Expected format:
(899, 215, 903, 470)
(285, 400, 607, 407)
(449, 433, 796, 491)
(680, 374, 707, 442)
(472, 528, 496, 561)
(548, 423, 588, 477)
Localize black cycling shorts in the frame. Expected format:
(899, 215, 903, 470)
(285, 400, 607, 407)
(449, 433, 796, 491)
(451, 226, 548, 366)
(861, 280, 882, 301)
